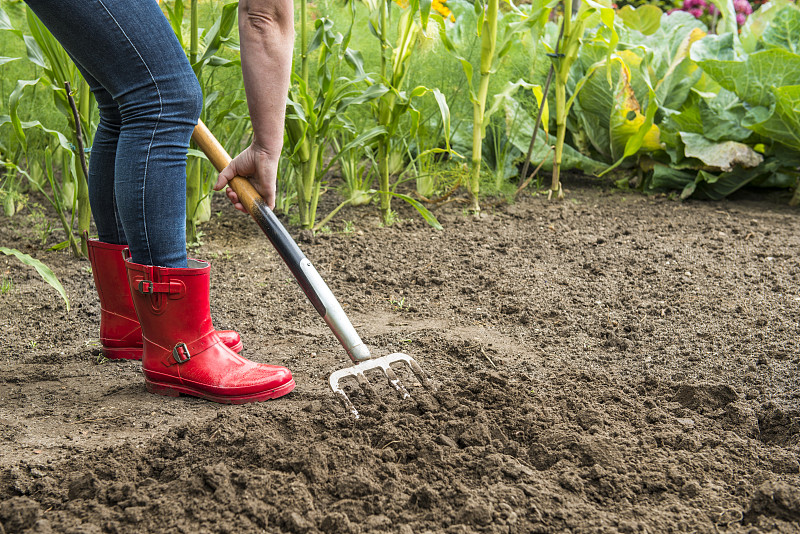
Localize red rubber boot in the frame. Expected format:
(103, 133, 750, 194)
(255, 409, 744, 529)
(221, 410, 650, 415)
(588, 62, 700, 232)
(87, 239, 243, 359)
(125, 257, 295, 403)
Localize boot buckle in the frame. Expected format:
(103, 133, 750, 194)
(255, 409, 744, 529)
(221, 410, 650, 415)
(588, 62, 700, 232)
(138, 280, 154, 294)
(172, 343, 191, 363)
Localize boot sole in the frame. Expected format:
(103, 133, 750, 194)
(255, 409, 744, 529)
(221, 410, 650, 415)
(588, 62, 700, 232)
(145, 378, 296, 404)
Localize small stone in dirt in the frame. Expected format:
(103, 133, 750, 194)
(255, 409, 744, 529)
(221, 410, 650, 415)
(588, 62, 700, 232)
(283, 512, 314, 534)
(676, 418, 695, 428)
(67, 472, 103, 501)
(333, 472, 381, 498)
(364, 514, 392, 530)
(557, 470, 585, 494)
(302, 401, 322, 413)
(768, 450, 800, 475)
(124, 506, 145, 523)
(298, 230, 315, 244)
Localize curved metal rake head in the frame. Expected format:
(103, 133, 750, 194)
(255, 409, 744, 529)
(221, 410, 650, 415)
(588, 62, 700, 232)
(329, 353, 431, 419)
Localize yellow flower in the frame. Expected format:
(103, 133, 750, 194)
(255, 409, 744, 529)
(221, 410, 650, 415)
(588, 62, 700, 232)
(433, 0, 455, 21)
(393, 0, 455, 21)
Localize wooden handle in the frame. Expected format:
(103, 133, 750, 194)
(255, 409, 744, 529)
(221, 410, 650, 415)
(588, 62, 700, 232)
(191, 119, 260, 215)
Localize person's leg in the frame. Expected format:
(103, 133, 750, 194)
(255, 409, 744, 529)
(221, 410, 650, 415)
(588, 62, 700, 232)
(24, 0, 202, 267)
(78, 67, 126, 245)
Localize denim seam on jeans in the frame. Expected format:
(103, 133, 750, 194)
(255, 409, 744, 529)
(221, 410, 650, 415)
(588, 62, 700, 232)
(98, 0, 164, 266)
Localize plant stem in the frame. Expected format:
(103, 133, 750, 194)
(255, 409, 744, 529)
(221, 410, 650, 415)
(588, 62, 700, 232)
(65, 82, 90, 257)
(378, 0, 392, 224)
(520, 65, 554, 185)
(551, 76, 566, 200)
(468, 0, 498, 214)
(550, 0, 570, 201)
(469, 72, 491, 213)
(300, 0, 309, 86)
(190, 0, 198, 65)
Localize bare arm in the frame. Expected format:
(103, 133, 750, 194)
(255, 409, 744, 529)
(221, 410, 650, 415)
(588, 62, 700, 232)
(214, 0, 294, 211)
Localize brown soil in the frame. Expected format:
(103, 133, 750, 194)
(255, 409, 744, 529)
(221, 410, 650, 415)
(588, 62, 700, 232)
(1, 178, 799, 534)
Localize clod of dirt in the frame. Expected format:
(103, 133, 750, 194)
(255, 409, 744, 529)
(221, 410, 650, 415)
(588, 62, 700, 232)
(67, 473, 103, 501)
(672, 383, 739, 412)
(0, 496, 41, 532)
(455, 497, 494, 527)
(320, 511, 357, 534)
(745, 481, 800, 523)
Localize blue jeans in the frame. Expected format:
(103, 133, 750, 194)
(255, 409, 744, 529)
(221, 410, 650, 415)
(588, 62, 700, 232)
(24, 0, 203, 267)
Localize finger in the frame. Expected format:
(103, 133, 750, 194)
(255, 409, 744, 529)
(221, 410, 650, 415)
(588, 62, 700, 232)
(226, 188, 240, 205)
(264, 188, 275, 210)
(214, 163, 236, 191)
(225, 188, 247, 213)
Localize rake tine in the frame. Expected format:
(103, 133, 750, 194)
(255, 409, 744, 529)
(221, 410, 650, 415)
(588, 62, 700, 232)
(407, 359, 431, 388)
(356, 371, 385, 405)
(383, 365, 411, 399)
(333, 387, 360, 419)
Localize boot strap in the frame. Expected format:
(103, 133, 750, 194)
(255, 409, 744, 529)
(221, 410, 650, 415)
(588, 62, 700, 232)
(137, 279, 184, 296)
(147, 331, 221, 367)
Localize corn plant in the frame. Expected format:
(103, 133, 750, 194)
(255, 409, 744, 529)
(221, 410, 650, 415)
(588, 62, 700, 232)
(285, 3, 387, 229)
(334, 129, 377, 207)
(545, 0, 617, 200)
(367, 0, 456, 224)
(1, 6, 95, 256)
(437, 0, 551, 212)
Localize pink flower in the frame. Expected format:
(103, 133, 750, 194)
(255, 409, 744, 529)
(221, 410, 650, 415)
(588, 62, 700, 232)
(708, 3, 719, 14)
(690, 7, 705, 17)
(736, 12, 746, 24)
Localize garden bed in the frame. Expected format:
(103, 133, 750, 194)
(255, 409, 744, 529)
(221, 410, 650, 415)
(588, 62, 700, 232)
(1, 179, 799, 533)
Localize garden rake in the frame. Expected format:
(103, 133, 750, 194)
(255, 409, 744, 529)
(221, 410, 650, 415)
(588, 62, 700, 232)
(191, 120, 431, 418)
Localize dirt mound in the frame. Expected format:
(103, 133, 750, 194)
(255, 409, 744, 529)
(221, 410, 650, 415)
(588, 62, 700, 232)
(1, 181, 799, 533)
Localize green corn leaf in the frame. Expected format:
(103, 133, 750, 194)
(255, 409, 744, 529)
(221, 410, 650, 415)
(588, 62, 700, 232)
(383, 192, 443, 230)
(419, 0, 432, 30)
(165, 0, 185, 47)
(9, 79, 40, 151)
(432, 88, 452, 151)
(23, 34, 46, 69)
(0, 7, 18, 32)
(0, 56, 19, 66)
(0, 247, 69, 311)
(194, 2, 237, 72)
